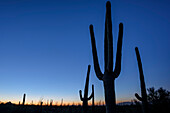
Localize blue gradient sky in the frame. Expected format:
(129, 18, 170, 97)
(0, 0, 170, 104)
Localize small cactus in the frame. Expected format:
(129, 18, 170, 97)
(40, 101, 43, 113)
(50, 99, 53, 106)
(135, 47, 149, 113)
(22, 93, 26, 105)
(89, 1, 123, 113)
(47, 99, 49, 106)
(79, 65, 94, 113)
(60, 98, 63, 106)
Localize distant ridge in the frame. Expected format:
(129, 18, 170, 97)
(117, 101, 134, 106)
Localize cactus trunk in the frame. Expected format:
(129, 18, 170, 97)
(60, 99, 63, 106)
(84, 65, 90, 101)
(103, 77, 116, 113)
(22, 93, 26, 105)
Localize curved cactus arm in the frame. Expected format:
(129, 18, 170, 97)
(113, 23, 123, 78)
(105, 1, 113, 72)
(135, 93, 143, 101)
(79, 90, 84, 101)
(88, 85, 94, 100)
(92, 84, 94, 94)
(88, 93, 93, 100)
(90, 25, 103, 80)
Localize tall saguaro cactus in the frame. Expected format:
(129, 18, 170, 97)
(89, 1, 123, 113)
(79, 65, 94, 113)
(22, 93, 26, 105)
(135, 47, 149, 113)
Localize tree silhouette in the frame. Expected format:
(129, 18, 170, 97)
(147, 87, 170, 105)
(147, 87, 170, 113)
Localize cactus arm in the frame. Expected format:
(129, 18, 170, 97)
(88, 93, 93, 100)
(92, 84, 94, 111)
(92, 84, 94, 96)
(79, 90, 84, 101)
(90, 25, 103, 80)
(113, 23, 123, 78)
(105, 1, 113, 72)
(135, 93, 143, 101)
(88, 85, 94, 100)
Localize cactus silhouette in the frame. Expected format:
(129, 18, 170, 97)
(22, 93, 26, 105)
(60, 98, 63, 106)
(135, 47, 149, 113)
(50, 99, 53, 106)
(47, 99, 49, 106)
(40, 101, 43, 113)
(89, 1, 123, 113)
(79, 65, 94, 113)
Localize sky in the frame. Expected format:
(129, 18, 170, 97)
(0, 0, 170, 105)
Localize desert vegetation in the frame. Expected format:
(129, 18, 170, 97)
(0, 90, 169, 113)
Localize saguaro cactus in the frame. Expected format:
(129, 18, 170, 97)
(22, 93, 26, 105)
(79, 65, 94, 113)
(135, 47, 149, 113)
(60, 98, 63, 106)
(89, 1, 123, 113)
(40, 101, 43, 113)
(50, 99, 53, 106)
(47, 99, 49, 106)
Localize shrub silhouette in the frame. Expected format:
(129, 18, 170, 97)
(147, 87, 170, 113)
(147, 87, 170, 104)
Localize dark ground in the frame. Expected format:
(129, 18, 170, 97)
(0, 103, 169, 113)
(0, 103, 141, 113)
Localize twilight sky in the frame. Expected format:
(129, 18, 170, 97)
(0, 0, 170, 105)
